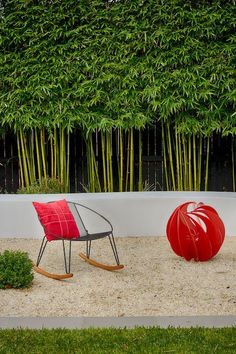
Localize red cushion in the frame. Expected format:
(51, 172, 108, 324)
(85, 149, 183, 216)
(33, 199, 80, 241)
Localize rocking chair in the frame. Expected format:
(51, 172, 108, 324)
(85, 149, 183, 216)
(33, 199, 124, 280)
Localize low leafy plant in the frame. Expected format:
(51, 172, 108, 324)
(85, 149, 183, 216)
(17, 177, 64, 194)
(0, 250, 34, 289)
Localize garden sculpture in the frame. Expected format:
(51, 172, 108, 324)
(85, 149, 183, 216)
(166, 202, 225, 261)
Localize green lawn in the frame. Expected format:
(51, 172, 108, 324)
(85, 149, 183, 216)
(0, 327, 235, 353)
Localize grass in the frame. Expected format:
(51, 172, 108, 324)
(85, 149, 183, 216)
(0, 327, 235, 353)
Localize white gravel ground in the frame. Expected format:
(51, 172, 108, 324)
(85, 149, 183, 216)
(0, 236, 235, 317)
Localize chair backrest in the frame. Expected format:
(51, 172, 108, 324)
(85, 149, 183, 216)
(68, 202, 88, 237)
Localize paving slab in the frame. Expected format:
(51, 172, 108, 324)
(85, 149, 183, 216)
(0, 316, 235, 329)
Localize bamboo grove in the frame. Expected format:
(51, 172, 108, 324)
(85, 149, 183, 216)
(0, 0, 235, 193)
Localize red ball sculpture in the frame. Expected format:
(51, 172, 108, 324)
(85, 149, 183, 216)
(166, 202, 225, 261)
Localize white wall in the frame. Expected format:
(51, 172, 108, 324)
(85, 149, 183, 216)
(0, 192, 235, 238)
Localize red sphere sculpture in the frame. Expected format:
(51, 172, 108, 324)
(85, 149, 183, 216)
(166, 202, 225, 261)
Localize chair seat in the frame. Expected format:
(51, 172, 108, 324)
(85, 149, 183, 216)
(76, 231, 112, 241)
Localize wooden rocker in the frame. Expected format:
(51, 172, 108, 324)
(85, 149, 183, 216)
(33, 199, 124, 280)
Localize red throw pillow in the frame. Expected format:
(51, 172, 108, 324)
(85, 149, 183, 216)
(33, 199, 80, 241)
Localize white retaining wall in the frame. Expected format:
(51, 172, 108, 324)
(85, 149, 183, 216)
(0, 192, 235, 238)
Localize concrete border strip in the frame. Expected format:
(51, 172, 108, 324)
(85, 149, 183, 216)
(0, 316, 235, 329)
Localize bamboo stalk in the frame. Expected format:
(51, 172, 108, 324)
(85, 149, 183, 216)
(188, 135, 192, 191)
(60, 127, 64, 188)
(138, 129, 143, 191)
(29, 129, 36, 182)
(89, 135, 94, 192)
(66, 129, 70, 192)
(106, 131, 110, 192)
(80, 134, 86, 188)
(109, 131, 113, 192)
(197, 136, 203, 191)
(16, 132, 24, 188)
(87, 133, 101, 192)
(24, 131, 34, 185)
(232, 136, 235, 192)
(162, 121, 169, 191)
(167, 122, 176, 190)
(88, 135, 95, 192)
(73, 132, 78, 192)
(49, 133, 54, 179)
(19, 128, 30, 188)
(116, 129, 120, 187)
(204, 136, 210, 191)
(93, 134, 101, 192)
(182, 133, 188, 190)
(119, 128, 123, 192)
(35, 129, 42, 182)
(54, 128, 58, 179)
(125, 131, 130, 192)
(101, 131, 107, 192)
(40, 128, 47, 181)
(193, 134, 197, 190)
(178, 132, 183, 191)
(105, 131, 113, 192)
(86, 135, 93, 192)
(175, 127, 180, 191)
(129, 128, 134, 191)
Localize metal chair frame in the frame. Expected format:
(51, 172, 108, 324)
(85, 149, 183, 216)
(34, 201, 124, 279)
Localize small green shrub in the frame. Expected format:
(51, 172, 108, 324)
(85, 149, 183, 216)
(17, 177, 64, 194)
(0, 250, 34, 289)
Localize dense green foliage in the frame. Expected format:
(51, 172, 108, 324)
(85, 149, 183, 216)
(0, 0, 235, 192)
(0, 0, 235, 134)
(0, 250, 33, 289)
(0, 327, 236, 353)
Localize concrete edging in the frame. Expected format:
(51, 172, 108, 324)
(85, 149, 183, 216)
(0, 316, 235, 329)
